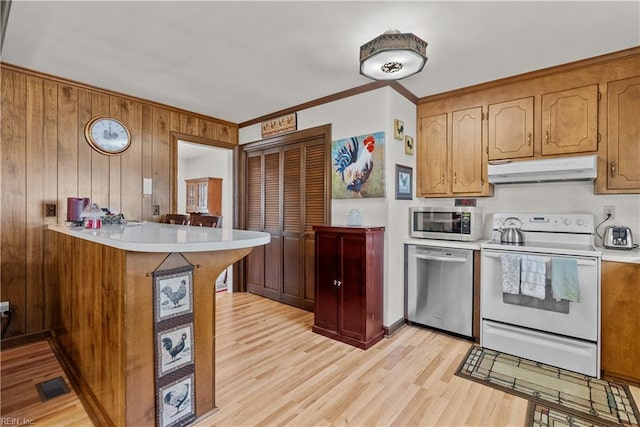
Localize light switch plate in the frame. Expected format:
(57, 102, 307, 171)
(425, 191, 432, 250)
(143, 178, 153, 195)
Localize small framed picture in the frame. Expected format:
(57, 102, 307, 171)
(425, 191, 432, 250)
(157, 374, 196, 427)
(395, 164, 413, 200)
(394, 119, 404, 140)
(404, 135, 414, 155)
(154, 266, 194, 322)
(156, 324, 194, 377)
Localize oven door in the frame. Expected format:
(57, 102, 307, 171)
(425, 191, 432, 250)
(480, 249, 599, 341)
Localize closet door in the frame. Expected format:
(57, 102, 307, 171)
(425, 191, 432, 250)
(263, 148, 283, 301)
(281, 144, 303, 307)
(245, 153, 264, 295)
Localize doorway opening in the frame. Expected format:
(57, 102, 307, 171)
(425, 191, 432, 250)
(176, 139, 234, 292)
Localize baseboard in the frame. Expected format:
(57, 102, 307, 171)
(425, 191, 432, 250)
(383, 318, 407, 337)
(0, 329, 52, 349)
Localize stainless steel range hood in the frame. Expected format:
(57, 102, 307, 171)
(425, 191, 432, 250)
(487, 155, 597, 184)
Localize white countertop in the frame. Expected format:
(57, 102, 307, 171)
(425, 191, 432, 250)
(404, 238, 489, 250)
(598, 246, 640, 264)
(49, 222, 270, 253)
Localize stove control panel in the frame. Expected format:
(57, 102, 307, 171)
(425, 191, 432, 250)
(493, 213, 594, 234)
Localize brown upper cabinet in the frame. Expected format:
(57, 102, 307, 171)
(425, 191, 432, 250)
(418, 47, 640, 196)
(417, 114, 448, 195)
(451, 107, 486, 194)
(540, 84, 599, 156)
(488, 97, 534, 160)
(417, 109, 490, 198)
(185, 177, 222, 215)
(606, 76, 640, 190)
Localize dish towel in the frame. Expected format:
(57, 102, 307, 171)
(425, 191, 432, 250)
(551, 257, 580, 302)
(500, 254, 521, 294)
(520, 255, 546, 300)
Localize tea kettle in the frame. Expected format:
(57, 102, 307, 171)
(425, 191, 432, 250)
(495, 217, 526, 244)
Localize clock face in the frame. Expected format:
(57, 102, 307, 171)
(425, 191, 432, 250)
(85, 117, 131, 155)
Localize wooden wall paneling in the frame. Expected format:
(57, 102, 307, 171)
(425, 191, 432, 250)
(25, 76, 46, 331)
(1, 70, 27, 336)
(118, 99, 143, 220)
(182, 114, 198, 136)
(43, 79, 58, 327)
(57, 85, 79, 225)
(77, 90, 93, 199)
(141, 104, 154, 221)
(108, 98, 123, 214)
(199, 119, 216, 140)
(90, 92, 111, 209)
(152, 107, 171, 216)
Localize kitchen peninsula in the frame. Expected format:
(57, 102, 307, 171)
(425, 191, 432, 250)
(47, 223, 269, 427)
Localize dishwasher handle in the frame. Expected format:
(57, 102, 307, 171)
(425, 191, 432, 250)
(414, 253, 469, 263)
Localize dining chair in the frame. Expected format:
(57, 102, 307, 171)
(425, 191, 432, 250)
(190, 215, 220, 228)
(163, 214, 191, 225)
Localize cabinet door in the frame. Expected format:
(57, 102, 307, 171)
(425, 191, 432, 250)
(245, 154, 265, 293)
(541, 85, 598, 155)
(488, 97, 534, 160)
(338, 233, 366, 341)
(314, 232, 339, 332)
(452, 107, 484, 194)
(417, 114, 448, 195)
(607, 76, 640, 190)
(601, 262, 640, 383)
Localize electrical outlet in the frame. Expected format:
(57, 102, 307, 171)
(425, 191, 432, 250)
(45, 203, 57, 217)
(603, 206, 616, 220)
(153, 205, 160, 216)
(0, 301, 9, 316)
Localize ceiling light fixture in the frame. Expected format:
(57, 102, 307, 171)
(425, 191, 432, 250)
(359, 30, 428, 81)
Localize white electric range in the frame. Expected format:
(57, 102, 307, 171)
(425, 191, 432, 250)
(480, 212, 602, 377)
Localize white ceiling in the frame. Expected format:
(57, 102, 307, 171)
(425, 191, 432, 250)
(3, 1, 639, 125)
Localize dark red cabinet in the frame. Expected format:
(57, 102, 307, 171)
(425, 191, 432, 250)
(312, 225, 385, 349)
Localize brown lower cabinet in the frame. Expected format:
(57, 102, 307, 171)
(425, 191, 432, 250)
(601, 261, 640, 385)
(312, 225, 385, 350)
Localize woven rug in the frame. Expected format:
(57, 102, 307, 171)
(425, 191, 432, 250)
(456, 346, 640, 427)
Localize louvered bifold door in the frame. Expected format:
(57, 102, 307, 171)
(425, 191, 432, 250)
(245, 153, 265, 295)
(302, 139, 327, 310)
(263, 149, 283, 300)
(281, 145, 304, 308)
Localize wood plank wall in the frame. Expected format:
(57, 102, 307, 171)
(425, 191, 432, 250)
(0, 64, 239, 338)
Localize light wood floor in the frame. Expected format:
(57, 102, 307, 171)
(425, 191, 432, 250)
(2, 292, 639, 426)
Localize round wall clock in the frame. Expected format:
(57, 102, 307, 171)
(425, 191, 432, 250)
(85, 116, 131, 155)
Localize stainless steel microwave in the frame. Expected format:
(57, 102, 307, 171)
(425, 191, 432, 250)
(410, 206, 482, 241)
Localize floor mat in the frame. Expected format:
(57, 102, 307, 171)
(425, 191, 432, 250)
(456, 346, 639, 427)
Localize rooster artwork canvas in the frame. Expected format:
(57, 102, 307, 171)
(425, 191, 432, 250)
(159, 374, 195, 427)
(154, 268, 193, 321)
(332, 131, 385, 199)
(157, 325, 193, 376)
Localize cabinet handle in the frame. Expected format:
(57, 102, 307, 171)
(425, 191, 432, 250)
(527, 132, 532, 146)
(336, 280, 342, 287)
(454, 172, 457, 183)
(441, 173, 445, 184)
(610, 162, 616, 177)
(544, 130, 549, 144)
(333, 280, 337, 286)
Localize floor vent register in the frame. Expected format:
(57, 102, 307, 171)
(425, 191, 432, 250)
(35, 376, 70, 401)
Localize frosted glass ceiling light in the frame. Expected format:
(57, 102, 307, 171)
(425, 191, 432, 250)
(359, 30, 428, 81)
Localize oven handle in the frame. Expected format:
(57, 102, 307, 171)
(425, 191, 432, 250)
(414, 254, 468, 263)
(482, 251, 597, 266)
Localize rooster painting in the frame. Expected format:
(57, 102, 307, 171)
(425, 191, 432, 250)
(332, 131, 385, 199)
(162, 380, 193, 422)
(162, 332, 188, 362)
(161, 279, 187, 308)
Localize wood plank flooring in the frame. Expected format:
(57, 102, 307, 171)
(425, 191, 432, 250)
(2, 292, 639, 426)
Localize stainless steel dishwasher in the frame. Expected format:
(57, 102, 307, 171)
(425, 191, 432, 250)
(405, 244, 474, 338)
